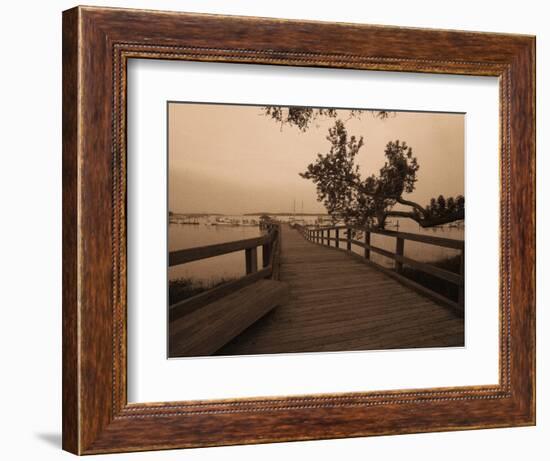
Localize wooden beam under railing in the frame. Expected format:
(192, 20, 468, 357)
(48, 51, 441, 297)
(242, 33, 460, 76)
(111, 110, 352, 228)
(169, 222, 283, 320)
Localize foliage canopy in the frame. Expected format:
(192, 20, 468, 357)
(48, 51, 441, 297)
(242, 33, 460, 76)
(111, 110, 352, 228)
(261, 106, 464, 229)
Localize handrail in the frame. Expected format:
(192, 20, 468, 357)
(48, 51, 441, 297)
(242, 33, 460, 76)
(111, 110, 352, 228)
(169, 220, 282, 314)
(294, 222, 464, 312)
(169, 267, 272, 322)
(304, 224, 463, 250)
(169, 233, 273, 266)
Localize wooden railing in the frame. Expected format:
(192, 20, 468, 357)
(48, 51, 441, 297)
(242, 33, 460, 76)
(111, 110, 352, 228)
(168, 220, 281, 321)
(295, 223, 464, 313)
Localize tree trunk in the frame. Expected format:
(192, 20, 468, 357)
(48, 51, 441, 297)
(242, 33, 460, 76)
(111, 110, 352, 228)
(376, 212, 387, 229)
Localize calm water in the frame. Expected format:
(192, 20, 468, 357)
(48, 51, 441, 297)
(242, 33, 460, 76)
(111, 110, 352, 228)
(169, 216, 263, 282)
(168, 215, 464, 283)
(348, 219, 463, 269)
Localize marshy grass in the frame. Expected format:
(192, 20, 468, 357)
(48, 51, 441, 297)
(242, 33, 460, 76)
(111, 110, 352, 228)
(400, 254, 462, 302)
(169, 276, 237, 305)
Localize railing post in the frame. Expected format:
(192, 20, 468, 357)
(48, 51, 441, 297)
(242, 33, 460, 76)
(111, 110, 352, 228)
(346, 228, 352, 251)
(458, 249, 465, 311)
(364, 230, 370, 260)
(395, 237, 404, 273)
(262, 242, 271, 268)
(335, 228, 340, 248)
(326, 229, 329, 246)
(245, 247, 258, 274)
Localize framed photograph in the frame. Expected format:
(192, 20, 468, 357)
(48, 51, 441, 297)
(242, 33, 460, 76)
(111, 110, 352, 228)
(166, 102, 466, 359)
(62, 6, 535, 455)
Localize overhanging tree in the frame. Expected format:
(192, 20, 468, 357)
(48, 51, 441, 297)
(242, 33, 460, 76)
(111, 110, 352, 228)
(263, 106, 391, 131)
(299, 120, 464, 229)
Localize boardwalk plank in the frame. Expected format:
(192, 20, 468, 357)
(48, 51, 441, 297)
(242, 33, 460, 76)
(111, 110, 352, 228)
(169, 279, 289, 357)
(213, 224, 464, 356)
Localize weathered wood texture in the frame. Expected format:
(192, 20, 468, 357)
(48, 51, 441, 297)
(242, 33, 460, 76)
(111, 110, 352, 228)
(168, 223, 280, 322)
(315, 225, 464, 249)
(62, 5, 535, 455)
(218, 225, 463, 355)
(169, 279, 289, 357)
(299, 224, 464, 311)
(169, 267, 272, 322)
(169, 233, 272, 266)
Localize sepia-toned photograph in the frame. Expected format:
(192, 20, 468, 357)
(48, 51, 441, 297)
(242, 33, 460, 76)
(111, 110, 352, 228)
(168, 102, 465, 358)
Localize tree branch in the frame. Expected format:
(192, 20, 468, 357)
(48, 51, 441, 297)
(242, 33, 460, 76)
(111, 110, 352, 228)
(395, 197, 427, 216)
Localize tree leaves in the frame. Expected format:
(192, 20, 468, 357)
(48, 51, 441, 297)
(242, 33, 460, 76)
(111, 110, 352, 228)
(263, 106, 390, 131)
(300, 121, 464, 229)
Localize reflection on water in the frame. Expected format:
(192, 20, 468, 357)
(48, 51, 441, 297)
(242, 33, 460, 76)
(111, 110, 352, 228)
(169, 216, 464, 283)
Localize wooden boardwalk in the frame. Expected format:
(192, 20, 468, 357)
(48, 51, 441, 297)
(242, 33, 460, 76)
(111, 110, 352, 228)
(217, 224, 464, 355)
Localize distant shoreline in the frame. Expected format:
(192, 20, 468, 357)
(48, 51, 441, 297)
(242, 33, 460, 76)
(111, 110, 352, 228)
(169, 212, 330, 217)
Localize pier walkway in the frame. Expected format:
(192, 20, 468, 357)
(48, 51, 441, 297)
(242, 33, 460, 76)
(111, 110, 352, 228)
(215, 224, 464, 355)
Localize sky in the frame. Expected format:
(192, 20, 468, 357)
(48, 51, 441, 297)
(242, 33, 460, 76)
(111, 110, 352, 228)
(168, 102, 464, 215)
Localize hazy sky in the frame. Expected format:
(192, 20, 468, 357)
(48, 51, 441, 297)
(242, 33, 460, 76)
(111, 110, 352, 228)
(168, 103, 464, 215)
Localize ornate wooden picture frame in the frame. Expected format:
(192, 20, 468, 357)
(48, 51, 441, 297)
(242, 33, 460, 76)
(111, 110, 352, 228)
(62, 6, 535, 455)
